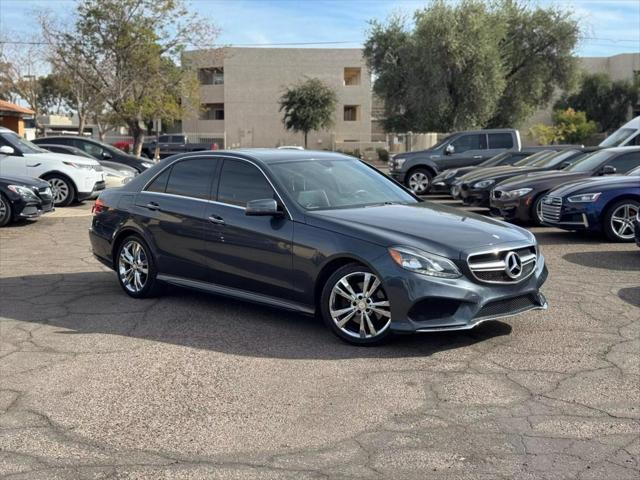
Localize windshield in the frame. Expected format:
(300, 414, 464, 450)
(566, 150, 616, 173)
(530, 149, 579, 168)
(269, 159, 417, 210)
(479, 151, 511, 167)
(2, 132, 48, 154)
(513, 150, 553, 166)
(600, 128, 636, 147)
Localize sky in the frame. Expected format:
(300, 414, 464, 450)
(0, 0, 638, 57)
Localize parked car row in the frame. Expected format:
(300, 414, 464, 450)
(0, 129, 145, 227)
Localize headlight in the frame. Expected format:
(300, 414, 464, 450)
(474, 179, 495, 189)
(394, 158, 406, 168)
(142, 162, 154, 169)
(388, 246, 461, 279)
(7, 185, 39, 199)
(444, 170, 458, 179)
(504, 188, 532, 199)
(567, 192, 601, 203)
(63, 161, 96, 170)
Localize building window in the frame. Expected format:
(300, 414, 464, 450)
(200, 103, 224, 120)
(343, 67, 361, 86)
(343, 105, 359, 122)
(198, 67, 224, 85)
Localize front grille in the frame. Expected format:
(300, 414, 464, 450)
(541, 195, 562, 223)
(475, 294, 538, 320)
(467, 245, 537, 284)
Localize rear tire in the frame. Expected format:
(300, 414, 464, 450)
(115, 235, 163, 298)
(603, 199, 639, 242)
(405, 168, 432, 195)
(43, 174, 75, 207)
(0, 194, 12, 227)
(320, 263, 392, 346)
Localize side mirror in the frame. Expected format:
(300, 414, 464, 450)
(245, 198, 283, 216)
(445, 144, 455, 155)
(101, 151, 112, 160)
(602, 165, 616, 175)
(0, 145, 15, 155)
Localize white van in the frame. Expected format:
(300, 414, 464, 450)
(0, 127, 105, 206)
(600, 116, 640, 147)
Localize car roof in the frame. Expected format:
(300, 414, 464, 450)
(216, 148, 358, 165)
(601, 146, 640, 153)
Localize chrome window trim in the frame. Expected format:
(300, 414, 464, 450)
(466, 242, 538, 285)
(141, 152, 292, 219)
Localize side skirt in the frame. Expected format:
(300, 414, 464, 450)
(156, 274, 315, 315)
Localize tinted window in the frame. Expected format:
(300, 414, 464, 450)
(626, 133, 640, 146)
(450, 134, 486, 153)
(566, 150, 617, 173)
(73, 139, 105, 158)
(488, 133, 513, 149)
(146, 167, 171, 193)
(606, 152, 640, 174)
(170, 135, 185, 143)
(165, 158, 216, 199)
(600, 128, 635, 147)
(218, 160, 274, 206)
(158, 135, 170, 143)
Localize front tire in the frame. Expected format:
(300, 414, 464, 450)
(116, 235, 163, 298)
(405, 168, 432, 195)
(531, 195, 546, 226)
(44, 174, 75, 207)
(604, 200, 639, 242)
(320, 264, 392, 345)
(0, 194, 12, 227)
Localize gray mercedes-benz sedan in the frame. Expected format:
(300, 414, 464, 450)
(90, 149, 548, 345)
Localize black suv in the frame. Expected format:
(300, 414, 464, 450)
(388, 129, 521, 194)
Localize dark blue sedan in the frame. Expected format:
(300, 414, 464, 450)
(541, 166, 640, 242)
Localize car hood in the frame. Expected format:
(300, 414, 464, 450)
(497, 171, 591, 190)
(305, 202, 535, 260)
(26, 152, 101, 167)
(549, 175, 640, 197)
(0, 174, 50, 188)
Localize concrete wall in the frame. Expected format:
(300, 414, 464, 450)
(182, 47, 372, 149)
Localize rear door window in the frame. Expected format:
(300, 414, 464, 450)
(163, 158, 217, 199)
(488, 133, 514, 149)
(146, 167, 172, 193)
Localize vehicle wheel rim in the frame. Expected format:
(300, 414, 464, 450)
(0, 197, 7, 220)
(535, 199, 544, 224)
(409, 172, 429, 193)
(329, 272, 391, 339)
(49, 178, 69, 204)
(118, 240, 149, 293)
(611, 204, 638, 240)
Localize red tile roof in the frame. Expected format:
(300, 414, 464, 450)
(0, 100, 35, 115)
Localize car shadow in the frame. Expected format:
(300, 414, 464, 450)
(0, 271, 512, 360)
(563, 251, 640, 271)
(618, 287, 640, 307)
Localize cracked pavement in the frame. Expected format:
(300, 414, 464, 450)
(0, 200, 639, 479)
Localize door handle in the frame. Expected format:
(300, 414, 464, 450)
(208, 215, 225, 225)
(27, 163, 42, 167)
(473, 155, 482, 159)
(145, 201, 160, 210)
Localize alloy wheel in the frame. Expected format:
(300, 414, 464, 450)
(408, 172, 430, 194)
(610, 204, 638, 240)
(48, 178, 70, 204)
(329, 271, 391, 339)
(0, 197, 7, 220)
(118, 240, 149, 293)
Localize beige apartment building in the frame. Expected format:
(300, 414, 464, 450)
(182, 47, 372, 149)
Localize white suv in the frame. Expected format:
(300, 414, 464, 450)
(0, 127, 105, 206)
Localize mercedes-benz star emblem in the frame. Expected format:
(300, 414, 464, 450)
(504, 251, 523, 279)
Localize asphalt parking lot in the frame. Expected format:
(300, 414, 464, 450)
(1, 198, 639, 479)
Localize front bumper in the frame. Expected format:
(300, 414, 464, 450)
(490, 194, 534, 222)
(78, 180, 106, 202)
(539, 197, 598, 231)
(460, 185, 491, 207)
(379, 252, 549, 333)
(389, 171, 407, 184)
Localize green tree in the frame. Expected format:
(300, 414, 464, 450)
(555, 73, 639, 133)
(279, 77, 337, 148)
(364, 0, 580, 133)
(529, 108, 596, 144)
(41, 0, 217, 155)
